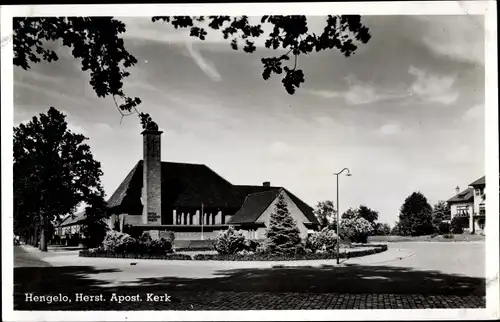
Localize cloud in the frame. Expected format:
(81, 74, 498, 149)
(344, 79, 380, 105)
(462, 104, 484, 121)
(415, 16, 484, 65)
(408, 65, 459, 105)
(308, 76, 405, 106)
(15, 80, 90, 107)
(379, 123, 402, 136)
(185, 41, 221, 82)
(308, 90, 342, 99)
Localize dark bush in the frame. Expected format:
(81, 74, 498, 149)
(144, 238, 173, 255)
(140, 232, 152, 243)
(161, 231, 175, 242)
(438, 221, 451, 234)
(451, 217, 467, 234)
(82, 219, 109, 248)
(294, 244, 307, 256)
(243, 239, 260, 252)
(443, 233, 454, 239)
(123, 224, 143, 239)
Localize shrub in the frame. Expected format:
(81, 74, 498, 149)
(305, 233, 320, 253)
(140, 232, 152, 243)
(438, 222, 451, 234)
(443, 233, 454, 239)
(430, 232, 439, 238)
(339, 217, 373, 243)
(193, 244, 388, 261)
(255, 243, 269, 254)
(102, 231, 135, 252)
(305, 228, 337, 253)
(294, 244, 307, 256)
(145, 238, 173, 255)
(451, 217, 467, 234)
(100, 231, 173, 255)
(114, 235, 140, 254)
(243, 239, 260, 252)
(161, 231, 175, 242)
(123, 224, 143, 239)
(214, 226, 246, 255)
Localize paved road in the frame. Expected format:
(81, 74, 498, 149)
(14, 242, 486, 310)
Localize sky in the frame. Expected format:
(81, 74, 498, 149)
(13, 15, 485, 226)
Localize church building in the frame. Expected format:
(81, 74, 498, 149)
(105, 122, 319, 240)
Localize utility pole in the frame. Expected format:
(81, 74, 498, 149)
(334, 168, 352, 264)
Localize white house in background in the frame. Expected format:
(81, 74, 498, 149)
(447, 175, 486, 234)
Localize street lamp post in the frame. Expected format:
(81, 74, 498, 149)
(334, 167, 351, 264)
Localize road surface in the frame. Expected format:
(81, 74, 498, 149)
(13, 242, 486, 310)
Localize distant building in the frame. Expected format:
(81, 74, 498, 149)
(54, 211, 86, 245)
(104, 124, 319, 240)
(447, 176, 486, 234)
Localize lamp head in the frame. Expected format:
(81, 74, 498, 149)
(346, 173, 352, 177)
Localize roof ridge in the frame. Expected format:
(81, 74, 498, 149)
(246, 189, 282, 197)
(160, 160, 205, 166)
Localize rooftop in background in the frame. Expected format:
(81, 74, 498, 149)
(469, 176, 486, 187)
(58, 211, 86, 227)
(447, 187, 474, 204)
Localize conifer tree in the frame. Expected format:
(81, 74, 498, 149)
(265, 192, 302, 254)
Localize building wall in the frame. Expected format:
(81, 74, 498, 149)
(174, 231, 224, 240)
(254, 191, 311, 239)
(450, 201, 474, 230)
(472, 186, 485, 216)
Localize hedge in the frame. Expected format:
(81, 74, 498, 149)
(79, 244, 387, 261)
(79, 250, 192, 260)
(193, 244, 388, 261)
(173, 239, 215, 249)
(174, 247, 214, 252)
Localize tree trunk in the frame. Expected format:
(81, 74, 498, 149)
(33, 224, 38, 247)
(39, 214, 48, 252)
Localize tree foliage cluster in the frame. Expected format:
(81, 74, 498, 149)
(13, 15, 371, 128)
(393, 192, 435, 236)
(14, 107, 108, 250)
(314, 201, 390, 240)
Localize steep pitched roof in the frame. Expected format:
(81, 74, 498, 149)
(106, 160, 240, 212)
(58, 211, 86, 227)
(227, 189, 282, 224)
(231, 185, 318, 224)
(469, 176, 485, 187)
(447, 187, 474, 203)
(105, 160, 318, 224)
(283, 188, 318, 224)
